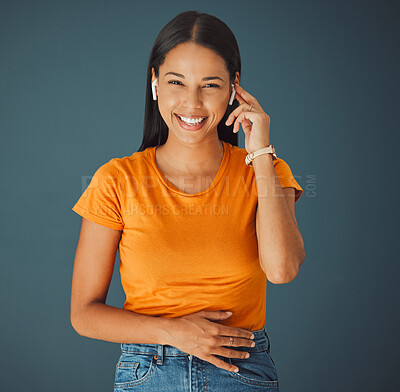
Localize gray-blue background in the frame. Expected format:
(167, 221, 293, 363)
(1, 0, 398, 391)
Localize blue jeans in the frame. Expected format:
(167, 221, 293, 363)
(113, 327, 279, 391)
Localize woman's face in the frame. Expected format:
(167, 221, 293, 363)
(152, 42, 239, 144)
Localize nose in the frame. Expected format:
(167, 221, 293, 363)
(182, 86, 203, 108)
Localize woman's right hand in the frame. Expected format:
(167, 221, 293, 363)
(166, 310, 255, 373)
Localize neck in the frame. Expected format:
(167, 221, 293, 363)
(155, 135, 224, 175)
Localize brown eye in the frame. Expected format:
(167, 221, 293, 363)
(168, 81, 220, 88)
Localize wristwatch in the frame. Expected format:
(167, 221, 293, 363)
(245, 145, 277, 166)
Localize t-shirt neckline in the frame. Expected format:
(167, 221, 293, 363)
(148, 140, 231, 197)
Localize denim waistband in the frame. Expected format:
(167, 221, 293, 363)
(120, 327, 270, 359)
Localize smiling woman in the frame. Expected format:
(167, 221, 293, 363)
(152, 42, 233, 145)
(139, 12, 242, 151)
(71, 9, 304, 392)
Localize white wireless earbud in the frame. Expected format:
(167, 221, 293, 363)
(229, 83, 236, 105)
(152, 79, 158, 101)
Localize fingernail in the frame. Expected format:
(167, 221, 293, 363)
(234, 367, 239, 372)
(251, 342, 255, 347)
(250, 334, 255, 339)
(226, 311, 232, 315)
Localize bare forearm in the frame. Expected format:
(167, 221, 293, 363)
(71, 302, 176, 345)
(253, 154, 305, 281)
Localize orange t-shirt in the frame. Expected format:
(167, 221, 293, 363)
(72, 140, 303, 331)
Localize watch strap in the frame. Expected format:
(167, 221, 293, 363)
(245, 145, 277, 166)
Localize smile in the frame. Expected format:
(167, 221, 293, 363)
(175, 114, 208, 131)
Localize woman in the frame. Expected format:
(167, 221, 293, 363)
(71, 10, 304, 392)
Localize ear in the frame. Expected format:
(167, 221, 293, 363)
(233, 71, 240, 85)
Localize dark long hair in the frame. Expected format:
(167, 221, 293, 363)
(137, 10, 241, 152)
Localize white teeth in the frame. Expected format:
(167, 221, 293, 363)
(178, 115, 206, 124)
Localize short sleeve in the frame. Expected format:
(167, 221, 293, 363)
(72, 159, 124, 230)
(273, 157, 303, 203)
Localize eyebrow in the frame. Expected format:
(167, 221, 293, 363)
(164, 72, 224, 82)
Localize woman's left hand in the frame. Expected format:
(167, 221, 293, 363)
(225, 82, 271, 154)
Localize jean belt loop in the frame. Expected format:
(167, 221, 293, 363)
(156, 344, 164, 365)
(264, 328, 271, 352)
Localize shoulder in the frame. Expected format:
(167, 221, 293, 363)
(97, 148, 152, 177)
(226, 143, 250, 170)
(272, 156, 295, 173)
(228, 143, 247, 158)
